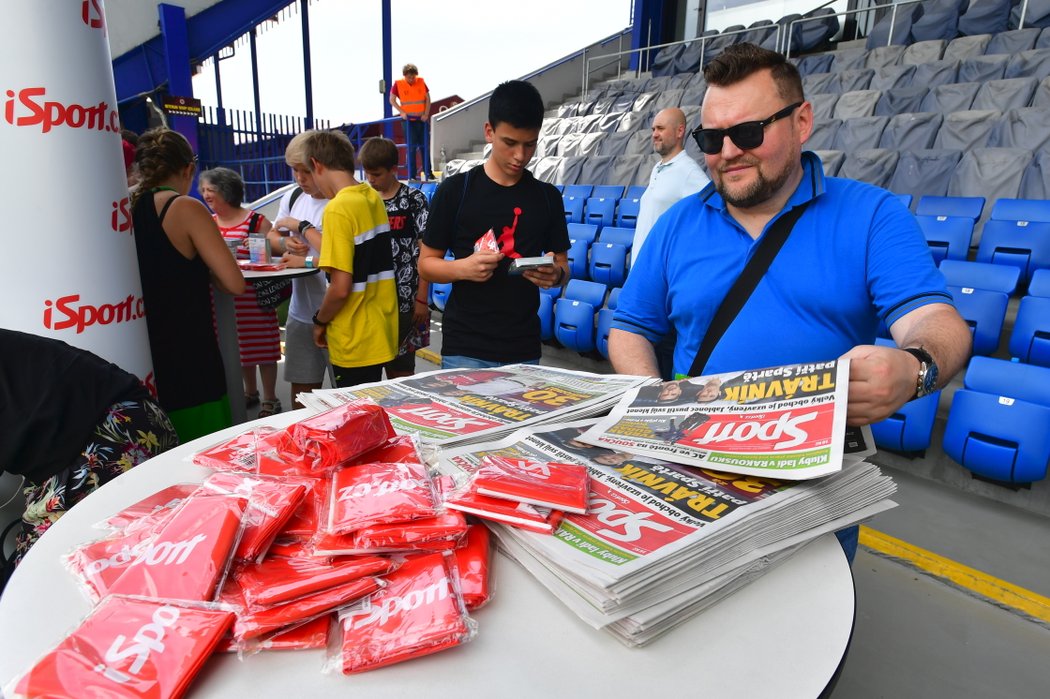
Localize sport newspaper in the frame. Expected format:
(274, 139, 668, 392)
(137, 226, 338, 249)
(578, 359, 873, 480)
(299, 365, 652, 445)
(438, 419, 895, 604)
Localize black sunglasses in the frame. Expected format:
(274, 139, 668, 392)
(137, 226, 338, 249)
(691, 102, 803, 155)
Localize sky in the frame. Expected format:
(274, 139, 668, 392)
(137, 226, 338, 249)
(191, 0, 635, 126)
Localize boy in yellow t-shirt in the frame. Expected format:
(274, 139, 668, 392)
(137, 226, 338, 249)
(301, 130, 397, 387)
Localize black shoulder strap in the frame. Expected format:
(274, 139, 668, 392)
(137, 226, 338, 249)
(452, 167, 474, 234)
(288, 186, 304, 209)
(157, 194, 181, 225)
(247, 212, 262, 234)
(688, 201, 811, 377)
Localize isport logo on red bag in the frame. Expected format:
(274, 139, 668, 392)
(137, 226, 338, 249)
(43, 293, 145, 334)
(4, 87, 120, 134)
(98, 604, 181, 684)
(81, 0, 105, 31)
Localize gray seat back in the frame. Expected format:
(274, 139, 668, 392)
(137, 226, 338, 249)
(833, 116, 890, 151)
(949, 147, 1034, 241)
(933, 109, 1001, 150)
(870, 64, 917, 91)
(608, 155, 648, 187)
(866, 45, 907, 69)
(880, 112, 944, 150)
(957, 54, 1009, 83)
(910, 0, 966, 42)
(833, 90, 881, 119)
(958, 0, 1012, 36)
(806, 118, 842, 150)
(901, 40, 946, 65)
(987, 106, 1050, 151)
(838, 148, 900, 189)
(971, 78, 1038, 111)
(920, 82, 980, 113)
(910, 59, 960, 87)
(596, 130, 634, 156)
(875, 86, 929, 116)
(985, 28, 1040, 54)
(1018, 148, 1050, 199)
(811, 149, 845, 176)
(810, 93, 840, 121)
(831, 68, 875, 93)
(1004, 48, 1050, 79)
(888, 149, 963, 200)
(943, 34, 992, 61)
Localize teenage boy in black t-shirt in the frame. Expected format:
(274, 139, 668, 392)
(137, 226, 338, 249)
(420, 80, 570, 368)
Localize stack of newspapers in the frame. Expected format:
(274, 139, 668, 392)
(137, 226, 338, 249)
(299, 364, 653, 447)
(437, 359, 898, 646)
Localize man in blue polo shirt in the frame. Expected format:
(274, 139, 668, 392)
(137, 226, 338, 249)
(609, 43, 972, 562)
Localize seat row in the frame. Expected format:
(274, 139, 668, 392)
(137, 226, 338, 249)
(865, 0, 1050, 52)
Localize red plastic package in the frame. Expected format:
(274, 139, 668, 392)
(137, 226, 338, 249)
(65, 524, 159, 602)
(192, 427, 277, 472)
(226, 576, 383, 641)
(454, 525, 493, 610)
(197, 472, 310, 562)
(473, 229, 499, 252)
(106, 494, 247, 602)
(100, 484, 199, 530)
(254, 428, 315, 476)
(218, 615, 330, 653)
(472, 455, 590, 514)
(348, 434, 424, 466)
(278, 477, 330, 540)
(326, 461, 438, 534)
(277, 399, 396, 473)
(311, 511, 468, 556)
(6, 595, 233, 699)
(334, 552, 476, 674)
(444, 481, 563, 534)
(266, 538, 316, 559)
(234, 554, 396, 610)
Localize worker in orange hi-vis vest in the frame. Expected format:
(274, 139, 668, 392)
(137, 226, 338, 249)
(389, 63, 432, 182)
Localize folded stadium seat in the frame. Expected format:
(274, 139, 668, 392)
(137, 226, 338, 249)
(1041, 25, 1050, 47)
(957, 54, 1009, 82)
(585, 197, 617, 230)
(591, 185, 624, 201)
(990, 197, 1050, 223)
(958, 0, 1013, 36)
(630, 158, 655, 187)
(611, 92, 638, 114)
(538, 290, 554, 342)
(590, 97, 619, 117)
(803, 72, 836, 94)
(976, 218, 1050, 285)
(443, 159, 467, 178)
(430, 282, 451, 312)
(933, 110, 1001, 150)
(916, 215, 976, 263)
(608, 155, 647, 189)
(765, 13, 803, 54)
(920, 82, 981, 113)
(554, 280, 607, 352)
(830, 68, 875, 93)
(563, 184, 592, 201)
(541, 118, 562, 138)
(1009, 295, 1050, 366)
(648, 42, 686, 78)
(975, 79, 1038, 112)
(1012, 0, 1050, 29)
(910, 58, 961, 87)
(1032, 268, 1050, 296)
(594, 287, 623, 359)
(532, 157, 560, 184)
(577, 156, 615, 187)
(1031, 75, 1050, 106)
(870, 64, 917, 91)
(865, 0, 922, 50)
(557, 103, 580, 119)
(887, 147, 960, 199)
(633, 93, 659, 113)
(626, 185, 647, 200)
(916, 195, 986, 220)
(420, 182, 437, 203)
(576, 133, 606, 156)
(837, 149, 899, 188)
(869, 337, 941, 453)
(566, 238, 590, 280)
(829, 48, 870, 73)
(833, 116, 890, 150)
(942, 356, 1050, 483)
(866, 44, 907, 70)
(1004, 47, 1050, 78)
(833, 90, 881, 119)
(948, 285, 1010, 355)
(940, 258, 1021, 294)
(812, 150, 846, 177)
(702, 25, 748, 67)
(566, 222, 599, 245)
(535, 136, 558, 159)
(794, 53, 835, 77)
(557, 132, 585, 157)
(626, 130, 653, 156)
(874, 86, 930, 116)
(616, 197, 641, 228)
(910, 0, 967, 42)
(622, 109, 655, 133)
(554, 185, 564, 194)
(806, 118, 842, 150)
(1018, 149, 1050, 198)
(672, 38, 708, 76)
(641, 76, 675, 93)
(949, 149, 1034, 241)
(897, 193, 914, 208)
(578, 114, 605, 133)
(796, 7, 841, 54)
(563, 195, 585, 224)
(588, 243, 629, 288)
(986, 27, 1041, 54)
(596, 131, 632, 155)
(680, 81, 707, 109)
(651, 89, 685, 112)
(943, 34, 993, 61)
(901, 39, 947, 64)
(598, 226, 634, 248)
(741, 19, 777, 47)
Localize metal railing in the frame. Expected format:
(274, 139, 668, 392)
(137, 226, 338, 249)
(784, 0, 924, 58)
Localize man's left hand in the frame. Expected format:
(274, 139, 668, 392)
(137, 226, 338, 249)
(313, 324, 327, 349)
(841, 344, 921, 426)
(522, 256, 564, 290)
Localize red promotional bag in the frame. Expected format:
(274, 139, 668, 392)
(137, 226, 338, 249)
(335, 553, 476, 674)
(326, 461, 438, 534)
(454, 525, 493, 610)
(310, 510, 468, 556)
(277, 399, 396, 473)
(234, 554, 396, 610)
(65, 524, 159, 602)
(472, 455, 590, 514)
(100, 484, 199, 531)
(7, 595, 233, 699)
(192, 427, 277, 472)
(444, 481, 564, 534)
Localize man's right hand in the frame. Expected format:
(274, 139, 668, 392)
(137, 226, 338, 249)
(458, 250, 504, 282)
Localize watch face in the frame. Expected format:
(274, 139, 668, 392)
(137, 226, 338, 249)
(922, 362, 939, 395)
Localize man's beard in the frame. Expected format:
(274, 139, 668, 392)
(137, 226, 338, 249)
(715, 157, 795, 209)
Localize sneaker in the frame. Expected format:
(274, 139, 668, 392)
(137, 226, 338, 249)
(258, 399, 282, 418)
(245, 392, 260, 408)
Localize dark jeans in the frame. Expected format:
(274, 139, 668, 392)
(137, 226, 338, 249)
(405, 118, 428, 180)
(333, 363, 384, 389)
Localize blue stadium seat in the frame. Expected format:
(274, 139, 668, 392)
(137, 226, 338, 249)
(567, 222, 599, 245)
(420, 181, 437, 202)
(591, 185, 624, 201)
(916, 215, 975, 264)
(616, 197, 641, 228)
(407, 181, 422, 189)
(869, 338, 941, 453)
(606, 286, 622, 310)
(430, 282, 451, 312)
(563, 195, 585, 224)
(990, 198, 1050, 224)
(943, 356, 1050, 483)
(563, 279, 606, 309)
(1009, 295, 1050, 367)
(566, 238, 590, 280)
(538, 289, 554, 341)
(949, 285, 1009, 356)
(896, 193, 913, 209)
(1029, 268, 1050, 297)
(915, 195, 985, 221)
(563, 185, 594, 200)
(596, 306, 615, 358)
(975, 219, 1050, 286)
(554, 185, 565, 194)
(585, 197, 617, 229)
(939, 259, 1021, 295)
(589, 243, 629, 287)
(598, 227, 635, 248)
(625, 185, 647, 200)
(554, 280, 607, 352)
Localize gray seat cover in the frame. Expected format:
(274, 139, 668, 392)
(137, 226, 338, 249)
(888, 149, 963, 200)
(987, 106, 1050, 151)
(811, 149, 845, 177)
(833, 116, 890, 151)
(1004, 48, 1050, 79)
(870, 64, 917, 91)
(834, 90, 881, 119)
(880, 112, 944, 150)
(875, 86, 930, 117)
(942, 34, 992, 61)
(920, 82, 981, 113)
(901, 40, 946, 65)
(910, 59, 960, 87)
(806, 118, 842, 151)
(933, 110, 1001, 150)
(956, 54, 1009, 83)
(971, 78, 1038, 111)
(838, 148, 900, 189)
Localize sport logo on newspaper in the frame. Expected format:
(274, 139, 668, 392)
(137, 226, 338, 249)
(390, 403, 500, 434)
(681, 406, 833, 453)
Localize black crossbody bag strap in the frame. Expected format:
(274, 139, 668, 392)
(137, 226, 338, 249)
(688, 201, 811, 377)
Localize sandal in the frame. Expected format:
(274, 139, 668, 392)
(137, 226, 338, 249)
(245, 392, 260, 408)
(258, 399, 282, 418)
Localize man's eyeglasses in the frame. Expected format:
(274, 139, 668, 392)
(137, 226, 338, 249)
(691, 102, 803, 155)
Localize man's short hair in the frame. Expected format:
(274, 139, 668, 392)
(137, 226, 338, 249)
(285, 130, 316, 169)
(198, 167, 244, 207)
(703, 42, 804, 103)
(358, 137, 399, 171)
(488, 80, 544, 131)
(302, 130, 357, 172)
(402, 63, 418, 76)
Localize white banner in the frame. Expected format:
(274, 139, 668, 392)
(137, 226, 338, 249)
(0, 1, 154, 386)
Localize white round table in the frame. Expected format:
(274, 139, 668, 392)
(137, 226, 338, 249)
(0, 412, 855, 698)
